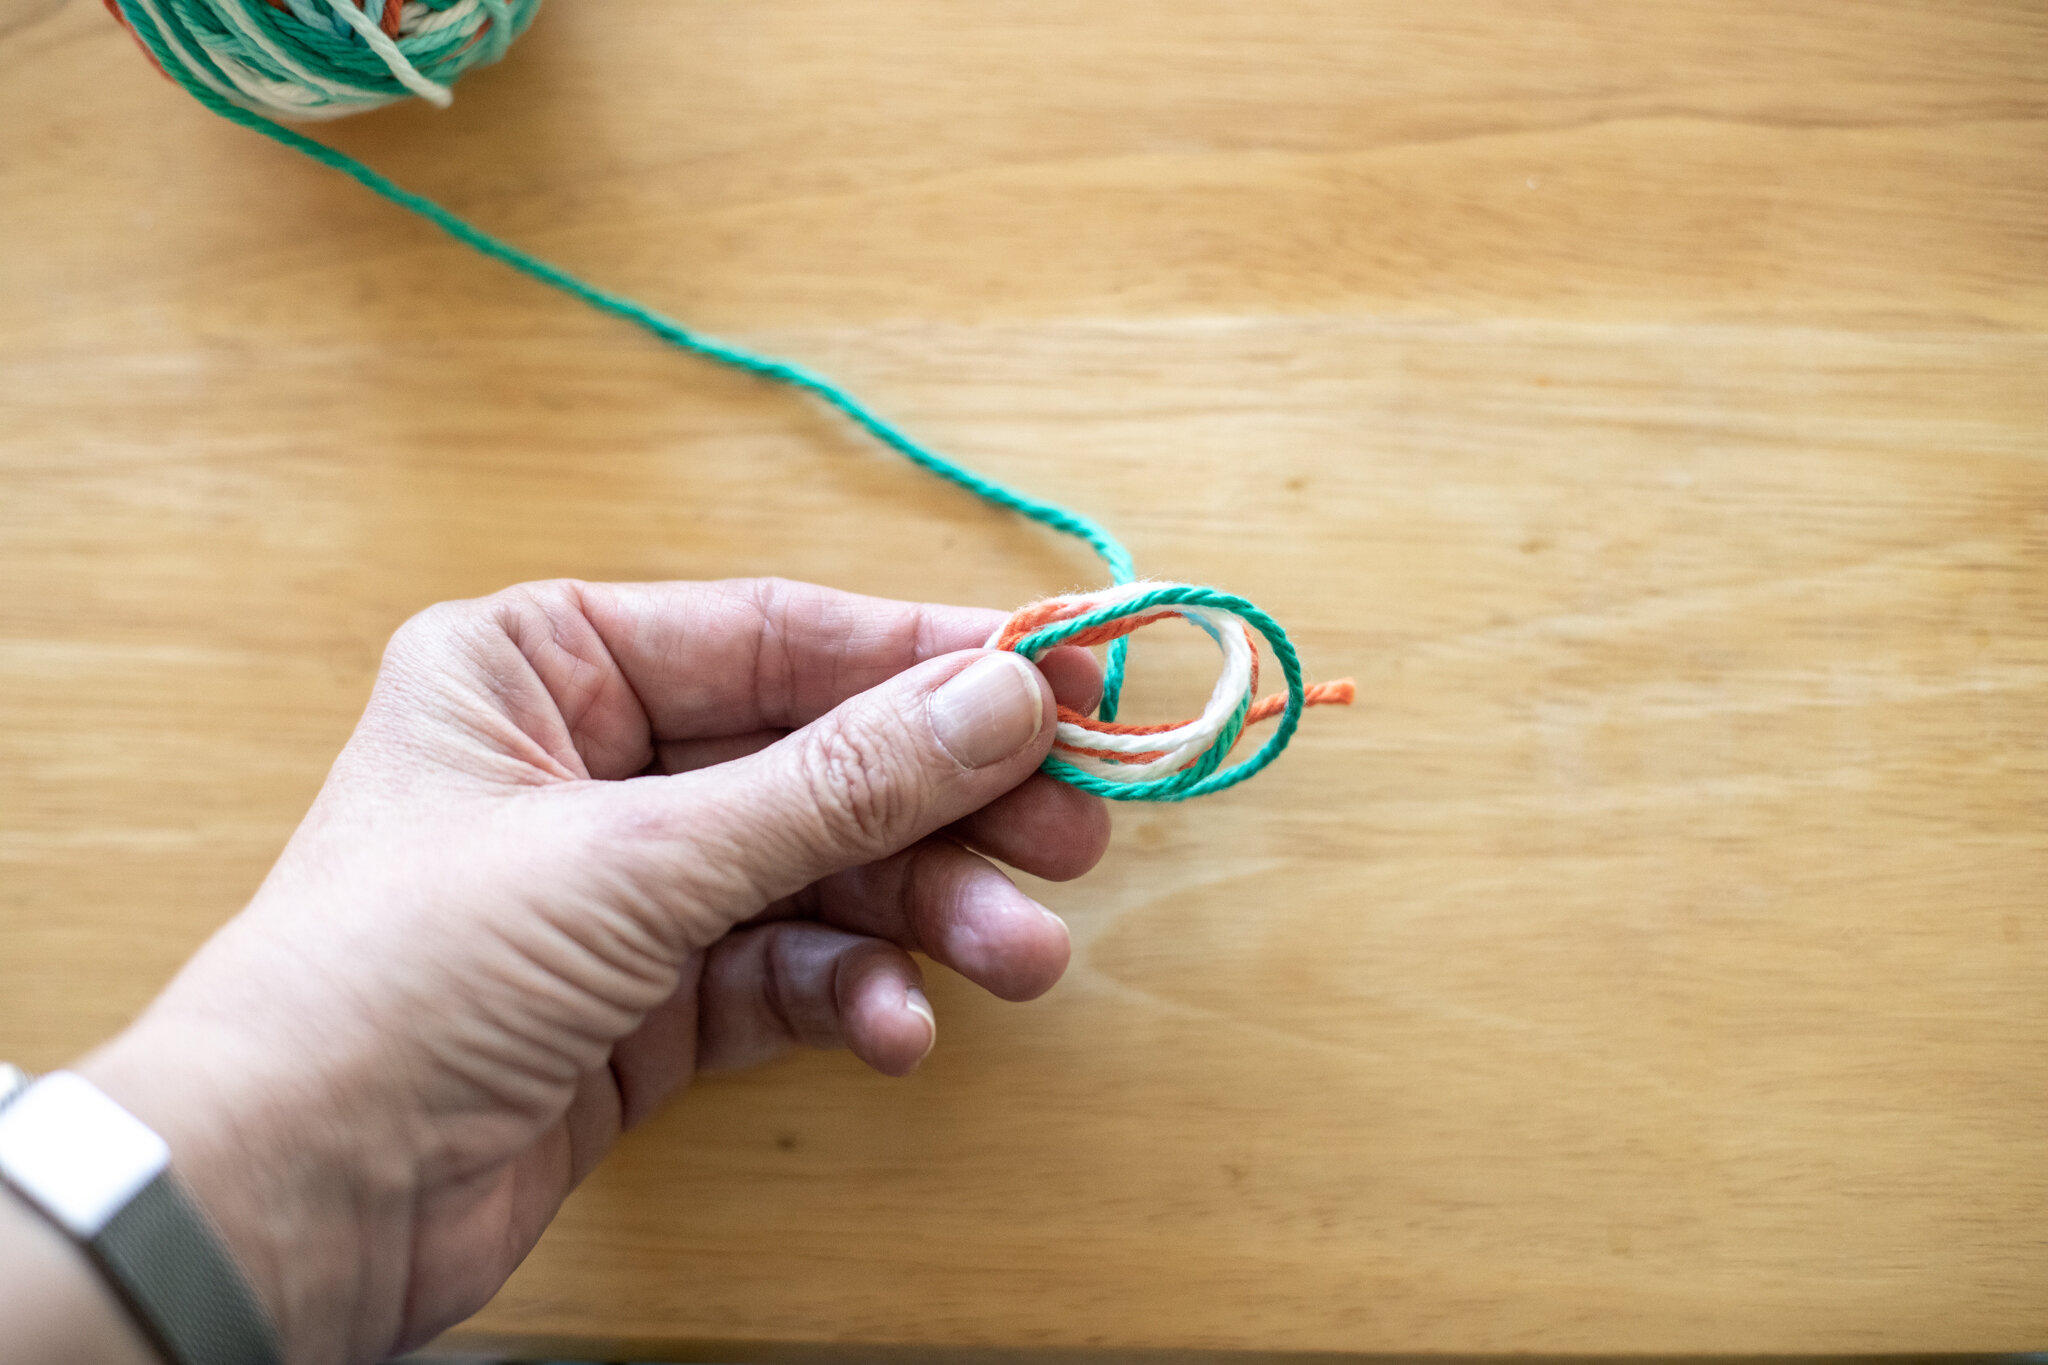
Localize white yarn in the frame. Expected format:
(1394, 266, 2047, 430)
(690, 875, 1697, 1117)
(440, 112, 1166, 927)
(311, 0, 452, 106)
(990, 582, 1259, 784)
(405, 0, 483, 36)
(132, 0, 504, 121)
(213, 0, 405, 111)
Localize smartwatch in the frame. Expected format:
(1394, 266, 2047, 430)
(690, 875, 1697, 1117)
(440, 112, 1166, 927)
(0, 1068, 283, 1365)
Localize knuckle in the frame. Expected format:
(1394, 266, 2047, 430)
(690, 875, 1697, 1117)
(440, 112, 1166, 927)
(382, 579, 591, 673)
(797, 713, 918, 858)
(386, 598, 469, 652)
(380, 599, 487, 680)
(738, 575, 803, 605)
(484, 578, 588, 637)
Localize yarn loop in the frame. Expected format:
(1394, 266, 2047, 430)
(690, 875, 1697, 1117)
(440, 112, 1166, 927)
(993, 584, 1354, 801)
(109, 0, 1356, 800)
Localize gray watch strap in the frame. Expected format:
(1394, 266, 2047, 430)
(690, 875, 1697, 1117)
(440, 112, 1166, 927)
(89, 1170, 285, 1365)
(0, 1070, 283, 1365)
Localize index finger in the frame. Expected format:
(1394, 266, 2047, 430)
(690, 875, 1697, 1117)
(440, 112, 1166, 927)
(577, 577, 1082, 739)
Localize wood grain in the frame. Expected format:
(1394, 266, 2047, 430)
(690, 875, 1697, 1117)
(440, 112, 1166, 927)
(2, 0, 2045, 1354)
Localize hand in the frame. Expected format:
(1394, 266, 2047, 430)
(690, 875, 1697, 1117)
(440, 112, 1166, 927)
(73, 577, 1110, 1365)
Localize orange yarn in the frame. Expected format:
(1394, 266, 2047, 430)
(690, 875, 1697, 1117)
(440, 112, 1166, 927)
(998, 592, 1354, 774)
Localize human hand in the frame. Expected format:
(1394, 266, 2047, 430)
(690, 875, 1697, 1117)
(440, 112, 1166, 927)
(74, 577, 1109, 1365)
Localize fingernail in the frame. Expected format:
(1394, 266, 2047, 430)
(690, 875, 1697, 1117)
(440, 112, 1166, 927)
(929, 653, 1043, 769)
(904, 986, 937, 1061)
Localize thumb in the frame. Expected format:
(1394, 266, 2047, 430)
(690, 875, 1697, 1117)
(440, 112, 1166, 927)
(641, 649, 1057, 920)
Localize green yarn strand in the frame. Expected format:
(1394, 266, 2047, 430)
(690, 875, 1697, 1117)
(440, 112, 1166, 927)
(1011, 585, 1306, 802)
(125, 0, 541, 115)
(110, 0, 1361, 796)
(116, 0, 1138, 719)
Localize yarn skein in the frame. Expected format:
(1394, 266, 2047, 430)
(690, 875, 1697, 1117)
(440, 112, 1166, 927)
(109, 0, 1354, 801)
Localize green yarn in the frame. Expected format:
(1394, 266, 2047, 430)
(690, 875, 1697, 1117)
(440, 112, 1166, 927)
(123, 0, 540, 115)
(112, 0, 1337, 799)
(1012, 585, 1304, 801)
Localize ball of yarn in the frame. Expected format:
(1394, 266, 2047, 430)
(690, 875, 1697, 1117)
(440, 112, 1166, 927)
(111, 0, 541, 119)
(992, 583, 1355, 802)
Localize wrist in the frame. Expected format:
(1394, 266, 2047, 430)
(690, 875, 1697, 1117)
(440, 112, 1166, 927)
(78, 1012, 416, 1365)
(0, 1173, 163, 1364)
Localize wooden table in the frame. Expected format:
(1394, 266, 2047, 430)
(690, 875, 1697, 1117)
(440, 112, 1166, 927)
(3, 0, 2045, 1355)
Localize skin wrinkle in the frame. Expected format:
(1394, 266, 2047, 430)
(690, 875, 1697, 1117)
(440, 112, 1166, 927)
(881, 839, 1060, 1002)
(796, 700, 923, 863)
(457, 914, 632, 1072)
(606, 996, 675, 1126)
(765, 927, 817, 1048)
(751, 577, 802, 735)
(404, 885, 607, 1093)
(492, 783, 691, 971)
(51, 577, 1102, 1362)
(572, 578, 1077, 745)
(523, 831, 691, 991)
(697, 922, 911, 1070)
(639, 583, 741, 738)
(588, 835, 715, 960)
(514, 580, 670, 781)
(823, 939, 858, 1055)
(431, 1003, 577, 1124)
(638, 782, 780, 943)
(499, 588, 617, 777)
(821, 840, 955, 959)
(811, 931, 888, 1055)
(616, 969, 701, 1125)
(581, 771, 776, 949)
(476, 595, 609, 781)
(569, 580, 663, 776)
(754, 926, 809, 1057)
(384, 616, 577, 789)
(486, 898, 668, 1060)
(912, 841, 999, 977)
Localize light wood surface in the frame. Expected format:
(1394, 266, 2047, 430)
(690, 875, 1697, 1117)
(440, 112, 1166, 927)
(3, 0, 2046, 1354)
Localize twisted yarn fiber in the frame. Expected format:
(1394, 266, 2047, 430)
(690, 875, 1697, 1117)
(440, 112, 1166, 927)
(111, 0, 540, 117)
(111, 0, 1353, 800)
(994, 583, 1354, 801)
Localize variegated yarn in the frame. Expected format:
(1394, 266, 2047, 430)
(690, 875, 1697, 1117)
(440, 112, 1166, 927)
(109, 0, 539, 117)
(109, 0, 1354, 800)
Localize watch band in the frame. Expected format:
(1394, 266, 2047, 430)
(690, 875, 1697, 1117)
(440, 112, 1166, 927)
(0, 1070, 284, 1365)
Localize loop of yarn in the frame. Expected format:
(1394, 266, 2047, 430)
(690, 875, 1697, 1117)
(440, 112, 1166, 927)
(109, 0, 1356, 800)
(992, 583, 1355, 802)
